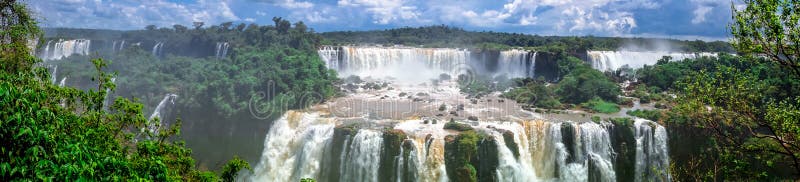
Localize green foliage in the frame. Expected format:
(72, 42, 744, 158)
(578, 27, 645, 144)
(731, 0, 800, 78)
(674, 65, 800, 179)
(581, 97, 620, 113)
(444, 131, 483, 182)
(221, 156, 251, 182)
(457, 74, 513, 98)
(300, 178, 316, 182)
(321, 25, 734, 52)
(608, 117, 634, 126)
(0, 2, 247, 180)
(444, 121, 474, 131)
(555, 57, 621, 104)
(501, 78, 561, 109)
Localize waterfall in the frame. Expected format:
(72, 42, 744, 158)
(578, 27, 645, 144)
(317, 46, 469, 82)
(41, 40, 52, 59)
(216, 42, 230, 58)
(587, 51, 717, 71)
(251, 117, 670, 182)
(340, 130, 384, 182)
(116, 40, 126, 51)
(497, 49, 536, 78)
(147, 94, 177, 135)
(51, 65, 57, 84)
(152, 42, 164, 57)
(41, 39, 91, 60)
(58, 77, 66, 87)
(634, 118, 671, 182)
(251, 111, 335, 181)
(394, 120, 449, 182)
(318, 46, 340, 70)
(317, 46, 545, 81)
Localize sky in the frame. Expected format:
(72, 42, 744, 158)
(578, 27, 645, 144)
(27, 0, 740, 40)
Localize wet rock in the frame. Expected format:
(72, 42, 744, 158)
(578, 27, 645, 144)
(467, 116, 478, 121)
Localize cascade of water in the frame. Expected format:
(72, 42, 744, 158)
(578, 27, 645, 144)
(587, 51, 717, 71)
(497, 49, 535, 78)
(318, 46, 340, 70)
(43, 39, 91, 60)
(251, 111, 335, 181)
(319, 46, 470, 82)
(147, 94, 177, 135)
(480, 122, 538, 181)
(634, 119, 671, 182)
(51, 65, 57, 84)
(119, 40, 126, 51)
(216, 42, 230, 58)
(394, 120, 449, 182)
(58, 77, 66, 87)
(41, 40, 52, 59)
(152, 42, 164, 57)
(340, 130, 384, 182)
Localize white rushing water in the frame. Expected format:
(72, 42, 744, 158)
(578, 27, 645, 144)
(497, 49, 536, 78)
(340, 130, 384, 182)
(152, 42, 164, 57)
(147, 94, 177, 135)
(251, 111, 335, 181)
(216, 42, 230, 58)
(587, 51, 716, 71)
(634, 118, 671, 182)
(113, 40, 126, 52)
(40, 39, 91, 60)
(318, 46, 469, 82)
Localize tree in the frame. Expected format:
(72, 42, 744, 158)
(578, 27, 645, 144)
(672, 0, 800, 179)
(731, 0, 800, 77)
(193, 21, 205, 30)
(0, 1, 250, 180)
(145, 24, 157, 31)
(173, 24, 188, 32)
(221, 22, 233, 30)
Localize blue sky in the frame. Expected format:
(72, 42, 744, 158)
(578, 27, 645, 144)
(27, 0, 740, 40)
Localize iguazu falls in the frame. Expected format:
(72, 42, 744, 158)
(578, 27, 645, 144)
(3, 0, 800, 182)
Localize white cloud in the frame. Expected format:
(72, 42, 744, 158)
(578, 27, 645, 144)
(276, 0, 313, 9)
(255, 11, 267, 16)
(692, 5, 713, 24)
(337, 0, 421, 24)
(28, 0, 240, 30)
(244, 18, 256, 22)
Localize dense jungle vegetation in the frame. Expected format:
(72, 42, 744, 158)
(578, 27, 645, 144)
(0, 2, 250, 181)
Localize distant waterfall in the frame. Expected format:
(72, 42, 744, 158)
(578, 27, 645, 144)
(147, 94, 178, 135)
(152, 42, 164, 57)
(317, 46, 470, 82)
(216, 42, 230, 58)
(634, 119, 671, 182)
(40, 39, 91, 60)
(51, 65, 57, 84)
(497, 49, 536, 78)
(318, 46, 541, 81)
(587, 51, 716, 71)
(113, 40, 126, 52)
(58, 77, 67, 87)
